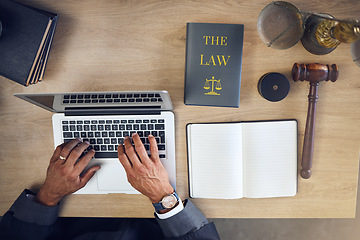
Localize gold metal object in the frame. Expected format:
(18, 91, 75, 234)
(315, 18, 360, 48)
(257, 1, 360, 65)
(257, 1, 304, 49)
(301, 13, 360, 55)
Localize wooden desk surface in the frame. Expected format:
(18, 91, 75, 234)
(0, 0, 359, 218)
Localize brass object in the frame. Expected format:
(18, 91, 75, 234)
(257, 1, 360, 65)
(302, 15, 360, 55)
(257, 1, 304, 49)
(332, 21, 360, 43)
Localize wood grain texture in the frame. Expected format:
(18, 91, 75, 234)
(0, 0, 359, 218)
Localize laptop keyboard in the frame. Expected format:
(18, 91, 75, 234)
(61, 118, 166, 159)
(62, 93, 163, 104)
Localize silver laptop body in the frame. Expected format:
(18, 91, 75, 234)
(15, 91, 176, 194)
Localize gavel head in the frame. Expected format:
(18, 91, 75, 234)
(292, 63, 339, 83)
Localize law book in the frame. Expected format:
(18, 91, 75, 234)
(38, 14, 58, 82)
(184, 23, 244, 108)
(31, 13, 58, 84)
(23, 4, 59, 83)
(187, 120, 298, 199)
(0, 0, 58, 86)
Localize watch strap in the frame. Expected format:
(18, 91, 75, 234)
(155, 199, 184, 219)
(153, 191, 179, 211)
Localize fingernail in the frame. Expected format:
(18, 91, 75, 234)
(132, 133, 137, 137)
(77, 138, 82, 142)
(85, 141, 90, 145)
(148, 134, 153, 137)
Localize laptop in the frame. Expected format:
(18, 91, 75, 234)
(15, 91, 176, 194)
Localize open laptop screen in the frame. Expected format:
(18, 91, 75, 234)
(14, 91, 173, 113)
(16, 93, 57, 112)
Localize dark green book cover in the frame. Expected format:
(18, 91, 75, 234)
(184, 23, 244, 108)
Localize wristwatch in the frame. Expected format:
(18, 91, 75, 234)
(152, 191, 180, 211)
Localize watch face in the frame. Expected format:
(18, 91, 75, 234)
(162, 194, 177, 209)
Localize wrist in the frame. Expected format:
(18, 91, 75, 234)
(152, 191, 180, 212)
(149, 186, 174, 204)
(36, 188, 62, 207)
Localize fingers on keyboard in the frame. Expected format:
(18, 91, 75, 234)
(62, 119, 166, 159)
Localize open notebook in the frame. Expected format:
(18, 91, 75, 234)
(186, 120, 298, 199)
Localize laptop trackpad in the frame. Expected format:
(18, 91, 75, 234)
(97, 161, 135, 192)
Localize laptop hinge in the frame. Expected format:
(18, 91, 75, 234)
(64, 110, 161, 116)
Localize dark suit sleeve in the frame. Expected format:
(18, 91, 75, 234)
(0, 189, 60, 240)
(0, 191, 220, 240)
(155, 199, 220, 240)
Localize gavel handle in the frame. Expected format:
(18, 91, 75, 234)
(301, 82, 319, 179)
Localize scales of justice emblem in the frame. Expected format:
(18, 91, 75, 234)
(204, 76, 222, 95)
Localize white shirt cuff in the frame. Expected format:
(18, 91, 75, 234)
(155, 199, 184, 219)
(26, 193, 36, 201)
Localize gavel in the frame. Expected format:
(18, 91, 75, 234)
(292, 63, 339, 179)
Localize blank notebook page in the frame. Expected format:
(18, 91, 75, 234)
(242, 121, 297, 198)
(187, 123, 243, 199)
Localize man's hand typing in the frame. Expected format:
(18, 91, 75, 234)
(117, 133, 174, 203)
(36, 138, 100, 206)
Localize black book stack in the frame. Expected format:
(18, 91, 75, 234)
(0, 0, 58, 86)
